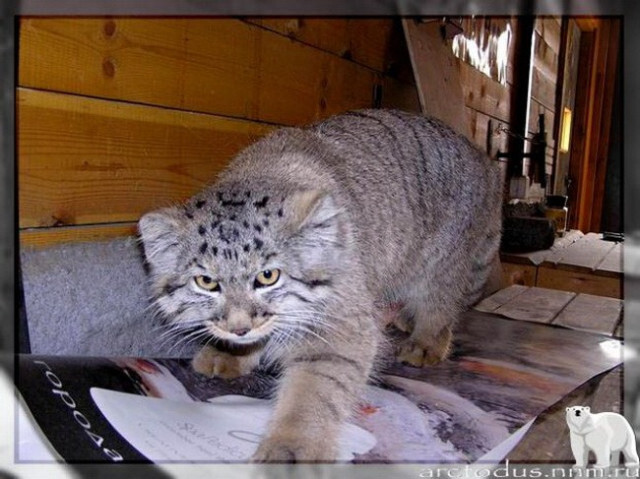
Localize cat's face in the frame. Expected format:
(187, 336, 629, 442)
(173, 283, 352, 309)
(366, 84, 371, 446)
(139, 184, 344, 352)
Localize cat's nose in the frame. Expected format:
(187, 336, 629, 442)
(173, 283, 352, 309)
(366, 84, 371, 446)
(232, 328, 250, 337)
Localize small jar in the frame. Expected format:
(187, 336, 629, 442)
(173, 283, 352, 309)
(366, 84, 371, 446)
(545, 195, 568, 237)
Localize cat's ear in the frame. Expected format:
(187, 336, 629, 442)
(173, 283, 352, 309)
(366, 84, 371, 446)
(286, 189, 340, 233)
(138, 207, 184, 272)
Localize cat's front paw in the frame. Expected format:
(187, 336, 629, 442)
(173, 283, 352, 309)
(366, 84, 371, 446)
(191, 346, 259, 379)
(252, 434, 335, 463)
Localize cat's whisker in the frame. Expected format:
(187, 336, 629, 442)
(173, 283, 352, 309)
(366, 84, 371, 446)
(272, 320, 332, 348)
(276, 312, 345, 328)
(272, 323, 301, 351)
(283, 324, 329, 346)
(155, 320, 213, 352)
(159, 319, 205, 333)
(157, 330, 193, 351)
(169, 330, 207, 351)
(261, 331, 284, 364)
(176, 324, 212, 343)
(276, 309, 353, 325)
(174, 328, 205, 345)
(155, 326, 185, 343)
(143, 300, 160, 315)
(275, 315, 349, 341)
(154, 321, 204, 342)
(276, 319, 337, 344)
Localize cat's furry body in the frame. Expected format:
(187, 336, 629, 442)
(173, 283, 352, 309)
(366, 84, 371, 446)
(139, 109, 502, 462)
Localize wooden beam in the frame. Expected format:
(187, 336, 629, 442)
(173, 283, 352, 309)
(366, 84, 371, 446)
(572, 18, 621, 232)
(20, 223, 138, 249)
(534, 18, 562, 54)
(589, 19, 620, 232)
(402, 19, 470, 139)
(551, 17, 571, 195)
(507, 16, 535, 178)
(567, 29, 595, 230)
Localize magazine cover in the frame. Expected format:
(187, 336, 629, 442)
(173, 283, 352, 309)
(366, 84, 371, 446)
(16, 312, 622, 464)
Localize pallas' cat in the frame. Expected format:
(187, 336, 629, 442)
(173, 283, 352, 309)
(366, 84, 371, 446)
(139, 109, 502, 462)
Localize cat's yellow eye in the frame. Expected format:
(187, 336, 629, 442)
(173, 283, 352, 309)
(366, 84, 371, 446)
(194, 275, 220, 292)
(255, 269, 281, 288)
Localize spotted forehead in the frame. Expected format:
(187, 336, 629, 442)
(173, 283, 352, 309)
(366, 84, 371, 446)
(182, 189, 284, 266)
(184, 188, 285, 220)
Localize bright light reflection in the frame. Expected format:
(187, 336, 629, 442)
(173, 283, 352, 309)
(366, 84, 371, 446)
(599, 339, 622, 361)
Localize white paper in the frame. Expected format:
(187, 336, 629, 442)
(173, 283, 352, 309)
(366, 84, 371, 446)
(90, 388, 377, 462)
(16, 399, 60, 462)
(475, 418, 536, 464)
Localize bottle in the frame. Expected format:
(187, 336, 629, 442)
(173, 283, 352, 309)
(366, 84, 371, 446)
(545, 195, 568, 237)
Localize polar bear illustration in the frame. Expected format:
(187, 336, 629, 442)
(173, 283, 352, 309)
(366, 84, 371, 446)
(566, 406, 639, 469)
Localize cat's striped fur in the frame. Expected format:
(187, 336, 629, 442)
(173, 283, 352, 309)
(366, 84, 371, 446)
(139, 109, 503, 462)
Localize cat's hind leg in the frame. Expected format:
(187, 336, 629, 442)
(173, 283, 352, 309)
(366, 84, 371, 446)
(395, 224, 500, 368)
(396, 304, 456, 367)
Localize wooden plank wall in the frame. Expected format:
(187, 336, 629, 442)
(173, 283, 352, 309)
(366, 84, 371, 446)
(18, 17, 518, 248)
(18, 18, 402, 248)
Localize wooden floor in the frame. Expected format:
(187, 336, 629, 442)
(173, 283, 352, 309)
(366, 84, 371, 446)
(475, 285, 624, 462)
(475, 284, 622, 337)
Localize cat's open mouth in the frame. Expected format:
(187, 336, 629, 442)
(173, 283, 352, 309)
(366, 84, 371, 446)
(203, 317, 277, 347)
(207, 335, 270, 355)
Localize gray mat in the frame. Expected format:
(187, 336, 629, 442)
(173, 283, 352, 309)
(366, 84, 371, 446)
(20, 237, 196, 357)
